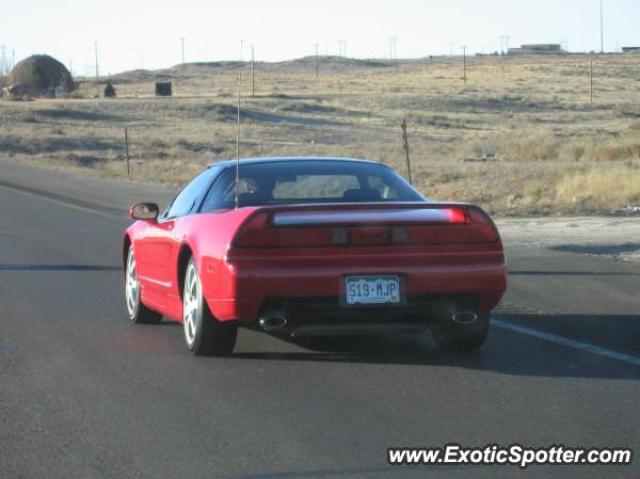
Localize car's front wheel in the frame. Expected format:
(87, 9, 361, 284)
(182, 257, 237, 356)
(125, 246, 162, 324)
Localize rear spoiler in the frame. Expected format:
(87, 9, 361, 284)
(232, 203, 502, 248)
(272, 205, 469, 226)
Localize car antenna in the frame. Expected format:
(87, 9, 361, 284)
(235, 72, 241, 209)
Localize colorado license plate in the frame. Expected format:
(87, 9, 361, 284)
(345, 275, 401, 305)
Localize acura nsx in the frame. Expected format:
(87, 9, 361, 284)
(123, 157, 507, 356)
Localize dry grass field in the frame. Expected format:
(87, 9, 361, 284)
(1, 54, 640, 215)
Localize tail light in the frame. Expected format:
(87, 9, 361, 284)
(233, 211, 334, 249)
(406, 206, 498, 245)
(232, 206, 498, 249)
(232, 211, 272, 248)
(444, 207, 469, 224)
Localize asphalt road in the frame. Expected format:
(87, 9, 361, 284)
(1, 163, 639, 479)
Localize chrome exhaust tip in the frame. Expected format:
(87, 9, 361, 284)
(451, 311, 478, 325)
(258, 314, 288, 332)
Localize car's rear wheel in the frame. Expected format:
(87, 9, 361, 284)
(431, 312, 489, 352)
(183, 257, 237, 356)
(125, 246, 162, 324)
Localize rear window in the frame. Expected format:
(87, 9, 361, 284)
(200, 160, 424, 211)
(273, 174, 360, 199)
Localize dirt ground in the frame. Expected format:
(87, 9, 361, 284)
(1, 54, 640, 216)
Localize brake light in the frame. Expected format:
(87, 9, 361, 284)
(444, 207, 469, 224)
(233, 211, 335, 248)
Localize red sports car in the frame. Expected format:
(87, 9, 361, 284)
(123, 157, 506, 356)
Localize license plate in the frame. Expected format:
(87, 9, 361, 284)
(345, 275, 401, 305)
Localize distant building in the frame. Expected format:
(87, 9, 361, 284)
(508, 44, 565, 56)
(622, 47, 640, 53)
(3, 54, 75, 98)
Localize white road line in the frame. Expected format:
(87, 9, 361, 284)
(0, 183, 121, 219)
(493, 319, 640, 368)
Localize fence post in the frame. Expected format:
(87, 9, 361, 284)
(124, 127, 131, 181)
(401, 119, 413, 185)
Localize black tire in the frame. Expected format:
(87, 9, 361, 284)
(431, 312, 490, 352)
(125, 246, 163, 324)
(182, 257, 237, 356)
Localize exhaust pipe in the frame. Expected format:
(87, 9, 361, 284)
(451, 311, 478, 325)
(258, 313, 288, 332)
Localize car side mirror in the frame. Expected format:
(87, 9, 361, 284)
(129, 202, 159, 221)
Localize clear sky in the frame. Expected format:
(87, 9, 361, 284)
(2, 0, 639, 75)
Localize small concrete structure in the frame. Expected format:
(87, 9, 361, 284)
(622, 47, 640, 53)
(508, 44, 565, 56)
(155, 81, 172, 96)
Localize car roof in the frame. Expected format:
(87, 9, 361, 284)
(212, 156, 385, 170)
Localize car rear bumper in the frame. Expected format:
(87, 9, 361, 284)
(206, 246, 507, 324)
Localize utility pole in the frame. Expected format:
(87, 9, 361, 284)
(94, 42, 99, 79)
(251, 44, 255, 97)
(1, 45, 6, 74)
(389, 37, 397, 60)
(69, 60, 73, 76)
(180, 37, 185, 65)
(590, 56, 594, 103)
(338, 39, 348, 57)
(499, 34, 510, 54)
(314, 43, 319, 77)
(600, 0, 604, 53)
(11, 49, 15, 70)
(462, 46, 467, 82)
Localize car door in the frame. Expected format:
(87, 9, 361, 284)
(135, 167, 219, 307)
